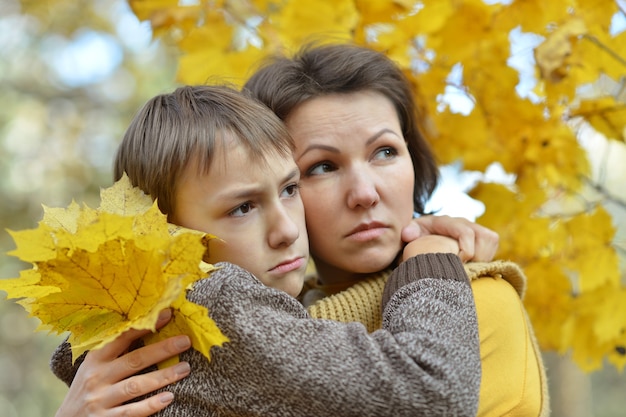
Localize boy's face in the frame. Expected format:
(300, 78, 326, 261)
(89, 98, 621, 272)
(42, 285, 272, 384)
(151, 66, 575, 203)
(170, 134, 309, 298)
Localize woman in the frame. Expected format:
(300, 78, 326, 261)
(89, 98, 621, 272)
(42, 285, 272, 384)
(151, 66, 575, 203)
(51, 44, 524, 416)
(245, 42, 549, 416)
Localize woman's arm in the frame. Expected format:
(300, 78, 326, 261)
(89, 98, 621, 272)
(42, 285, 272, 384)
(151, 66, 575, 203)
(53, 310, 192, 417)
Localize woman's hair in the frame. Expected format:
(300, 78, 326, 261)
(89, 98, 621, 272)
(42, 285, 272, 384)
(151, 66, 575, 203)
(114, 85, 294, 216)
(244, 43, 439, 214)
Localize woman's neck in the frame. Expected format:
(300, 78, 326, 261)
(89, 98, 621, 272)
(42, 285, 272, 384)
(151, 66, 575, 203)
(313, 258, 383, 288)
(313, 252, 402, 288)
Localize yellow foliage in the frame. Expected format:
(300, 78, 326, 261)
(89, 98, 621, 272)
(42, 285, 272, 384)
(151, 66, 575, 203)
(1, 175, 228, 363)
(354, 0, 413, 26)
(572, 96, 626, 141)
(535, 17, 587, 83)
(523, 259, 575, 352)
(121, 0, 626, 372)
(576, 0, 619, 33)
(271, 0, 357, 50)
(176, 19, 264, 85)
(562, 208, 620, 291)
(494, 0, 572, 34)
(430, 111, 492, 170)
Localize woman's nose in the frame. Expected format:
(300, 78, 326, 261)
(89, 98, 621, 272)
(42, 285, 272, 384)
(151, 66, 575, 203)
(346, 169, 380, 209)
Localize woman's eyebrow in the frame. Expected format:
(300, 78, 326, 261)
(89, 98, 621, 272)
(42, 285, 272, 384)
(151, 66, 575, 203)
(296, 144, 339, 161)
(366, 128, 399, 146)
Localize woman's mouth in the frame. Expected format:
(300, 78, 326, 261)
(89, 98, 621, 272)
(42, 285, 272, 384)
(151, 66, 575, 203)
(346, 222, 388, 242)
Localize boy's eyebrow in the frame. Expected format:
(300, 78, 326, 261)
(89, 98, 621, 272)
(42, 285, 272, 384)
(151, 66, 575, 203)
(222, 167, 300, 200)
(283, 167, 300, 182)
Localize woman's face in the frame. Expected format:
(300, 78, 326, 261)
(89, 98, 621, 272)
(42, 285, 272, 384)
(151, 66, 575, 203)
(286, 90, 415, 283)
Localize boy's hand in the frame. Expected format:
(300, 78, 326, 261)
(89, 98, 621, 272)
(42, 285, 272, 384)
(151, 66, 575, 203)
(401, 215, 499, 262)
(55, 309, 191, 417)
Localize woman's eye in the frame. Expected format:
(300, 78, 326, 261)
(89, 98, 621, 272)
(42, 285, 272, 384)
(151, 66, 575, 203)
(307, 162, 335, 176)
(373, 147, 398, 160)
(281, 183, 300, 198)
(229, 202, 253, 217)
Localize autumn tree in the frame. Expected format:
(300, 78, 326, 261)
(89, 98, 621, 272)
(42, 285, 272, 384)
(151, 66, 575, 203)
(124, 0, 626, 372)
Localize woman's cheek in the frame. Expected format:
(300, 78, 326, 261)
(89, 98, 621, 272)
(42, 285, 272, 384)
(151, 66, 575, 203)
(301, 188, 327, 229)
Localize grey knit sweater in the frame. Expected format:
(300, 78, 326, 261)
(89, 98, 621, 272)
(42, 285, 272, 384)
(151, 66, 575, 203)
(51, 253, 480, 416)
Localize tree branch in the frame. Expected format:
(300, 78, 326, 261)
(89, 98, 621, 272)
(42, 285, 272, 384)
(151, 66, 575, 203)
(582, 34, 626, 68)
(582, 176, 626, 210)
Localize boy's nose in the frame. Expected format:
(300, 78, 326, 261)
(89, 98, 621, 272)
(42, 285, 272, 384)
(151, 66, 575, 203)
(268, 206, 300, 248)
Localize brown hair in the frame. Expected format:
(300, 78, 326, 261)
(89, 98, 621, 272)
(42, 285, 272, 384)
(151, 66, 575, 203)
(114, 85, 294, 216)
(244, 43, 439, 214)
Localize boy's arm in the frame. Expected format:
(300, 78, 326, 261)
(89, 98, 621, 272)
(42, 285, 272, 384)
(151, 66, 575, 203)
(52, 257, 479, 417)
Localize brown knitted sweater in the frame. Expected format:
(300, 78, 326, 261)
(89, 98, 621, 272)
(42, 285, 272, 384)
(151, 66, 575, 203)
(51, 254, 481, 417)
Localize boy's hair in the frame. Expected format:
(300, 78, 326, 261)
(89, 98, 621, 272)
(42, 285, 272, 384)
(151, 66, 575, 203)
(244, 42, 439, 215)
(114, 85, 294, 216)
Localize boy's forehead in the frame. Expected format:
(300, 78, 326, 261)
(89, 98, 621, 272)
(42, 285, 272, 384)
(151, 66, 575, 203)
(205, 134, 295, 178)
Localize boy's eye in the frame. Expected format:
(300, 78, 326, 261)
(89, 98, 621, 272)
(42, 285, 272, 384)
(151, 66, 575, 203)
(281, 183, 300, 198)
(373, 147, 398, 160)
(229, 202, 253, 217)
(307, 161, 335, 176)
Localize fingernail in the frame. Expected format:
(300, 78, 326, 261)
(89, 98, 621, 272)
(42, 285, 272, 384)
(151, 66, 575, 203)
(174, 361, 191, 377)
(158, 309, 172, 322)
(174, 335, 191, 350)
(160, 392, 174, 404)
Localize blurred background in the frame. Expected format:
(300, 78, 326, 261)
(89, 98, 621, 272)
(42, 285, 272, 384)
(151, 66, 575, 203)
(0, 1, 624, 416)
(0, 1, 178, 415)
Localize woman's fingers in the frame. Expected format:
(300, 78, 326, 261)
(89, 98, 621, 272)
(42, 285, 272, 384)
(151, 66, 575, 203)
(54, 309, 192, 417)
(107, 334, 191, 382)
(402, 235, 460, 261)
(469, 226, 499, 262)
(103, 391, 176, 417)
(102, 361, 191, 409)
(412, 215, 499, 262)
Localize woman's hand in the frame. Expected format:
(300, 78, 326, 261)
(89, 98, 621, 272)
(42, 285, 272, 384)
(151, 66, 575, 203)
(401, 215, 499, 262)
(55, 309, 192, 417)
(401, 234, 461, 262)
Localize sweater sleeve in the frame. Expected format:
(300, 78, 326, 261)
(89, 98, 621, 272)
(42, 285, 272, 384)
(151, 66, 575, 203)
(50, 256, 480, 417)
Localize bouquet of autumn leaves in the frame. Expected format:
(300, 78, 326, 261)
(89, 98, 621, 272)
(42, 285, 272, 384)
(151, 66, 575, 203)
(0, 175, 228, 365)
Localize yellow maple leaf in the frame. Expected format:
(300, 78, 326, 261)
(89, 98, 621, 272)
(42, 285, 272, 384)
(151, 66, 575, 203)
(572, 96, 626, 141)
(534, 16, 587, 83)
(1, 175, 228, 363)
(494, 0, 570, 34)
(272, 0, 357, 50)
